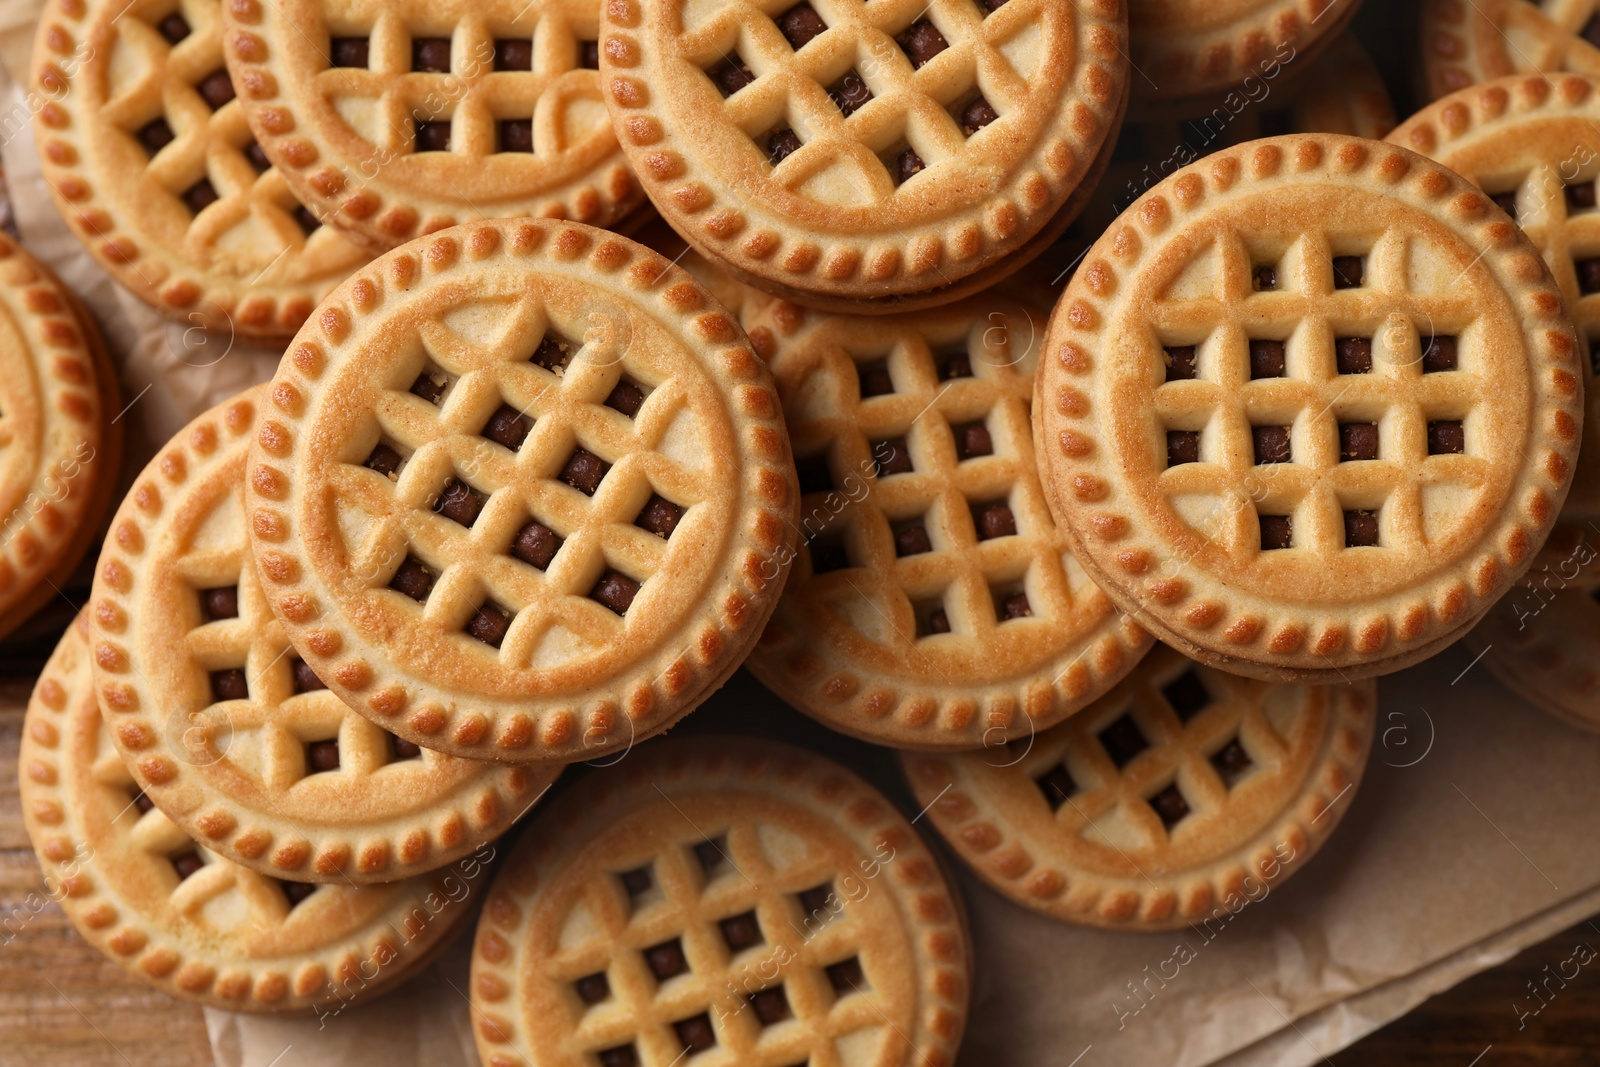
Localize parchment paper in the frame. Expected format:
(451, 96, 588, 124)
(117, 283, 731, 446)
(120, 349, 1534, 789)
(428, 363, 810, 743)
(1, 3, 1597, 1064)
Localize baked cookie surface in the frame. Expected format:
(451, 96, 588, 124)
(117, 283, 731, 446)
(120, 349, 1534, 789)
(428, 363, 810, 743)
(1421, 0, 1600, 101)
(902, 643, 1375, 930)
(32, 0, 372, 336)
(246, 220, 797, 762)
(222, 0, 645, 249)
(470, 737, 971, 1067)
(1035, 134, 1583, 681)
(20, 616, 485, 1012)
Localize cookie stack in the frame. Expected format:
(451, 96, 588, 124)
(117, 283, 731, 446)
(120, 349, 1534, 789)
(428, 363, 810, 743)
(13, 1, 1600, 1060)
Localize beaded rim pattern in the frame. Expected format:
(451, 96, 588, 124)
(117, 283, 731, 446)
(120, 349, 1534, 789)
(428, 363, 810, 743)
(743, 294, 1153, 750)
(1034, 134, 1584, 680)
(1420, 0, 1600, 102)
(89, 385, 557, 882)
(900, 643, 1377, 930)
(469, 737, 971, 1067)
(599, 0, 1128, 307)
(1129, 0, 1361, 110)
(19, 616, 485, 1012)
(30, 0, 371, 337)
(0, 231, 117, 637)
(1388, 72, 1600, 524)
(220, 0, 646, 250)
(245, 219, 798, 763)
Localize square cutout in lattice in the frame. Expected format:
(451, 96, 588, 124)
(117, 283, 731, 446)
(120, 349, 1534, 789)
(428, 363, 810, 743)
(913, 595, 952, 637)
(826, 956, 868, 998)
(636, 493, 685, 539)
(493, 38, 532, 71)
(305, 738, 340, 775)
(897, 20, 949, 69)
(1252, 263, 1279, 292)
(579, 40, 601, 69)
(763, 124, 805, 166)
(883, 142, 927, 187)
(827, 68, 873, 118)
(719, 910, 763, 952)
(1567, 181, 1597, 214)
(1332, 255, 1365, 289)
(414, 119, 451, 152)
(137, 117, 175, 157)
(560, 447, 610, 495)
(1577, 256, 1600, 295)
(707, 52, 756, 97)
(412, 37, 452, 73)
(597, 1044, 638, 1067)
(1336, 336, 1372, 375)
(481, 403, 531, 451)
(199, 586, 239, 622)
(1035, 763, 1077, 810)
(990, 582, 1031, 622)
(606, 375, 650, 418)
(156, 12, 190, 43)
(464, 600, 513, 647)
(616, 864, 656, 912)
(778, 3, 828, 49)
(749, 984, 791, 1026)
(645, 937, 689, 981)
(872, 436, 913, 477)
(1166, 429, 1200, 467)
(674, 1013, 717, 1054)
(389, 555, 437, 603)
(330, 37, 370, 68)
(388, 733, 422, 761)
(1148, 782, 1191, 829)
(182, 179, 219, 216)
(1098, 714, 1147, 768)
(953, 92, 999, 137)
(798, 882, 835, 922)
(197, 69, 235, 111)
(796, 451, 835, 496)
(171, 851, 206, 881)
(363, 439, 407, 480)
(511, 518, 562, 570)
(1211, 738, 1253, 785)
(809, 534, 851, 575)
(1490, 188, 1519, 222)
(210, 668, 248, 702)
(953, 419, 993, 461)
(433, 477, 487, 527)
(693, 835, 729, 877)
(1248, 339, 1286, 379)
(857, 358, 895, 398)
(1339, 422, 1378, 462)
(972, 499, 1017, 540)
(410, 365, 452, 405)
(1251, 425, 1291, 466)
(280, 879, 318, 908)
(497, 119, 533, 154)
(531, 332, 576, 374)
(574, 971, 610, 1006)
(934, 343, 975, 380)
(590, 570, 640, 615)
(1421, 335, 1458, 373)
(1259, 514, 1293, 551)
(1427, 420, 1464, 455)
(1161, 670, 1210, 720)
(891, 516, 933, 557)
(1344, 508, 1381, 548)
(1164, 345, 1198, 382)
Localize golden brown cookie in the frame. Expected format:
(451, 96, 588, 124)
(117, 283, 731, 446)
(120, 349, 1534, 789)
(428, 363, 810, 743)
(743, 291, 1152, 750)
(221, 0, 645, 250)
(902, 642, 1375, 930)
(1390, 73, 1600, 525)
(246, 220, 798, 762)
(20, 615, 489, 1012)
(31, 0, 372, 336)
(1465, 524, 1600, 733)
(90, 385, 556, 883)
(470, 737, 971, 1067)
(1035, 134, 1584, 682)
(599, 0, 1129, 311)
(1421, 0, 1600, 101)
(1129, 0, 1362, 115)
(0, 233, 120, 641)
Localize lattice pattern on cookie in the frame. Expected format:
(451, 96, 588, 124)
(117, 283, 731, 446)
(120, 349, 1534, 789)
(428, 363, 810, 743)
(111, 3, 346, 264)
(472, 739, 969, 1067)
(901, 644, 1377, 929)
(683, 0, 1031, 202)
(91, 388, 547, 882)
(1147, 228, 1488, 559)
(22, 621, 477, 1011)
(334, 296, 702, 667)
(1423, 0, 1600, 98)
(1391, 73, 1600, 522)
(526, 821, 891, 1065)
(306, 2, 601, 159)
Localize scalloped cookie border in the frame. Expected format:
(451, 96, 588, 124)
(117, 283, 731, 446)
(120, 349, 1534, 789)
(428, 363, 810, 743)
(19, 618, 481, 1012)
(88, 385, 555, 883)
(900, 651, 1378, 931)
(244, 219, 799, 763)
(1034, 134, 1584, 679)
(469, 736, 972, 1067)
(221, 0, 647, 250)
(598, 0, 1128, 304)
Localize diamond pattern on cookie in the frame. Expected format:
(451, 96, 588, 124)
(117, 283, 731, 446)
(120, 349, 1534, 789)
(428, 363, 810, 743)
(31, 0, 369, 335)
(902, 644, 1376, 930)
(90, 387, 552, 882)
(20, 618, 483, 1011)
(470, 738, 970, 1067)
(246, 222, 796, 763)
(745, 293, 1149, 748)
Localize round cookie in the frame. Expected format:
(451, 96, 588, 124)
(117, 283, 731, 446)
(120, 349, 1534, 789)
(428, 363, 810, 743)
(0, 233, 120, 642)
(901, 642, 1376, 930)
(599, 0, 1129, 311)
(1389, 73, 1600, 525)
(469, 737, 971, 1067)
(1465, 525, 1600, 733)
(20, 615, 489, 1012)
(221, 0, 646, 250)
(743, 291, 1152, 750)
(32, 0, 372, 337)
(1034, 134, 1584, 682)
(1421, 0, 1600, 101)
(245, 220, 798, 762)
(90, 385, 556, 883)
(1129, 0, 1363, 116)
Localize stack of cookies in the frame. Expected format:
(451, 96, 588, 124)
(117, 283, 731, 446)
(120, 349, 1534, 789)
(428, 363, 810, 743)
(11, 1, 1600, 1062)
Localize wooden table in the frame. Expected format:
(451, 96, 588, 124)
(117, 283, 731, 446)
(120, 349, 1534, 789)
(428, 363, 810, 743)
(2, 677, 1595, 1066)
